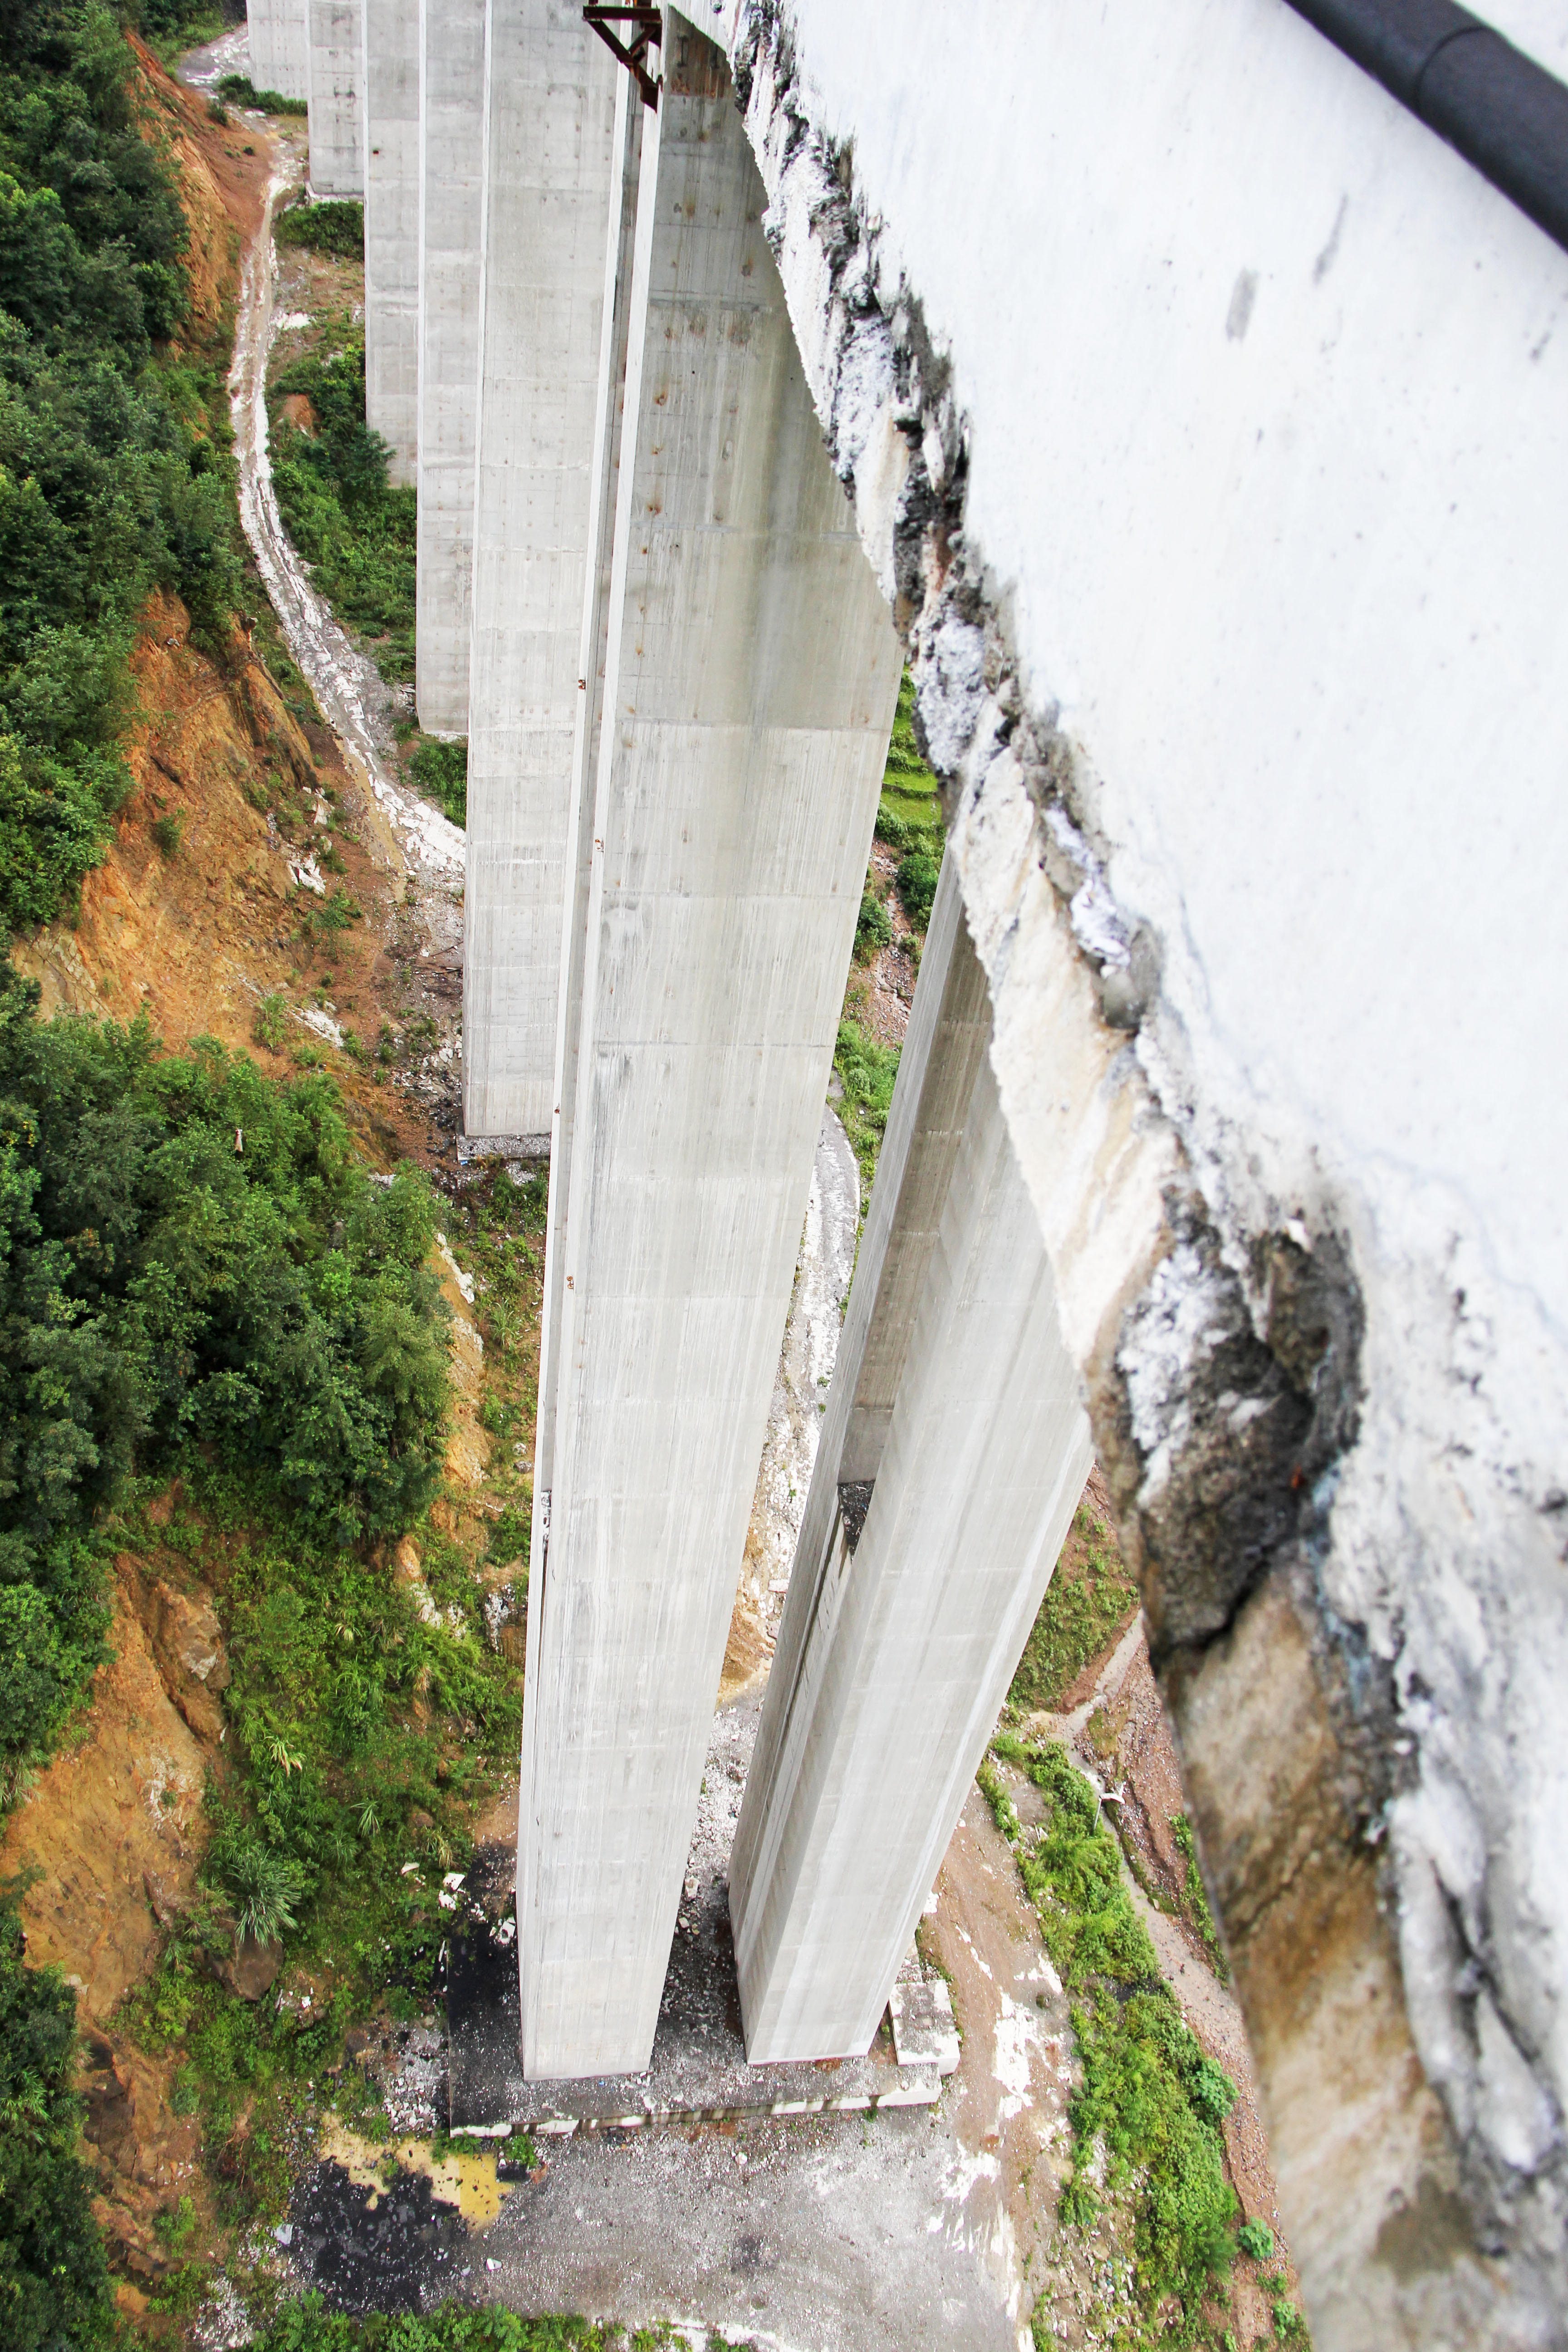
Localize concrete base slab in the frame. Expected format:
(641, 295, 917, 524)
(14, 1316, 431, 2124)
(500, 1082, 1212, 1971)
(456, 1134, 550, 1165)
(890, 1976, 960, 2077)
(447, 1896, 938, 2137)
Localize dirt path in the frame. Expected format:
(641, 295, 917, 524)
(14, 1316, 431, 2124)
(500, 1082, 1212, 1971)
(222, 153, 463, 896)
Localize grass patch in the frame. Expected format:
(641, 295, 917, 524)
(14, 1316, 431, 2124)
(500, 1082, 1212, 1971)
(1007, 1503, 1140, 1713)
(1172, 1813, 1230, 1984)
(832, 1018, 900, 1199)
(251, 2306, 672, 2351)
(409, 738, 466, 828)
(832, 675, 945, 1199)
(275, 199, 365, 261)
(269, 322, 416, 685)
(982, 1739, 1241, 2337)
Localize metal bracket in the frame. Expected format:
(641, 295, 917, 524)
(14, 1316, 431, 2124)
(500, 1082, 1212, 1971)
(583, 5, 662, 109)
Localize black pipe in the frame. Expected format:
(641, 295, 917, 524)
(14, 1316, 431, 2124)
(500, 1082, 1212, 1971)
(1286, 0, 1568, 254)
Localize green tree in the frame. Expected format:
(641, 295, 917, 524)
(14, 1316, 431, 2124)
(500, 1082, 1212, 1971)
(0, 1895, 115, 2350)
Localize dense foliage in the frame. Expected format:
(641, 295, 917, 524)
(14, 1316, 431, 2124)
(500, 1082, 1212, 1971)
(0, 0, 245, 933)
(0, 1896, 114, 2350)
(984, 1740, 1239, 2324)
(217, 71, 308, 117)
(270, 327, 416, 684)
(275, 195, 364, 258)
(0, 970, 451, 1777)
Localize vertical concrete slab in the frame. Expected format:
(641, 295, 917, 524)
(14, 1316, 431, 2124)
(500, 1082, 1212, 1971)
(730, 854, 1094, 2063)
(249, 0, 310, 102)
(308, 0, 364, 196)
(414, 0, 486, 735)
(361, 0, 419, 484)
(517, 28, 902, 2082)
(526, 73, 643, 1580)
(461, 0, 621, 1143)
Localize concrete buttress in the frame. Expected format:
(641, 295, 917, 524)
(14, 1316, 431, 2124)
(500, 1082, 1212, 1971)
(361, 0, 419, 484)
(414, 0, 486, 733)
(517, 24, 901, 2082)
(730, 853, 1093, 2062)
(308, 0, 364, 196)
(249, 0, 310, 103)
(462, 0, 620, 1144)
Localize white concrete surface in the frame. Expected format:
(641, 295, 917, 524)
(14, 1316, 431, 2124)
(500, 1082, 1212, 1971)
(414, 0, 486, 732)
(361, 0, 419, 483)
(518, 32, 901, 2082)
(462, 0, 619, 1140)
(732, 856, 1092, 2061)
(248, 0, 309, 101)
(700, 4, 1568, 2340)
(307, 0, 363, 196)
(525, 70, 642, 1559)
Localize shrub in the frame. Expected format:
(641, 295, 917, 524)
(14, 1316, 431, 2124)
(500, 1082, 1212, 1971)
(211, 1827, 310, 1945)
(853, 889, 892, 962)
(873, 801, 910, 851)
(489, 1504, 530, 1572)
(152, 811, 183, 858)
(217, 74, 309, 117)
(253, 993, 288, 1052)
(896, 846, 939, 930)
(274, 201, 365, 261)
(1237, 2219, 1274, 2263)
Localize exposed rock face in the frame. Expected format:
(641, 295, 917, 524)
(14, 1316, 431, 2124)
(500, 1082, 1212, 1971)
(217, 1933, 284, 2002)
(0, 1572, 215, 2023)
(142, 1576, 232, 1744)
(78, 2023, 204, 2280)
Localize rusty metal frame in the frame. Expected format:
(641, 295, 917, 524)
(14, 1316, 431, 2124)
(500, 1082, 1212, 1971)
(583, 5, 662, 109)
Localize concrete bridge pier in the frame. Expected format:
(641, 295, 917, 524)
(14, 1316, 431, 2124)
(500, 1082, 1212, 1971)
(730, 853, 1093, 2063)
(307, 0, 364, 195)
(361, 0, 419, 483)
(248, 0, 310, 102)
(462, 0, 622, 1146)
(517, 28, 902, 2082)
(413, 0, 486, 734)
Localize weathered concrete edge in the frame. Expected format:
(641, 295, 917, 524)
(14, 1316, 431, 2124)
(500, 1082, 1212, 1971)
(703, 2, 1568, 2342)
(453, 2077, 942, 2139)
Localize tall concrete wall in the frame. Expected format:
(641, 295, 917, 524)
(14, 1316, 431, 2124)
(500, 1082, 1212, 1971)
(710, 2, 1568, 2342)
(462, 0, 620, 1143)
(517, 32, 901, 2082)
(248, 0, 310, 101)
(307, 0, 363, 196)
(732, 854, 1092, 2061)
(361, 0, 419, 485)
(414, 0, 486, 734)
